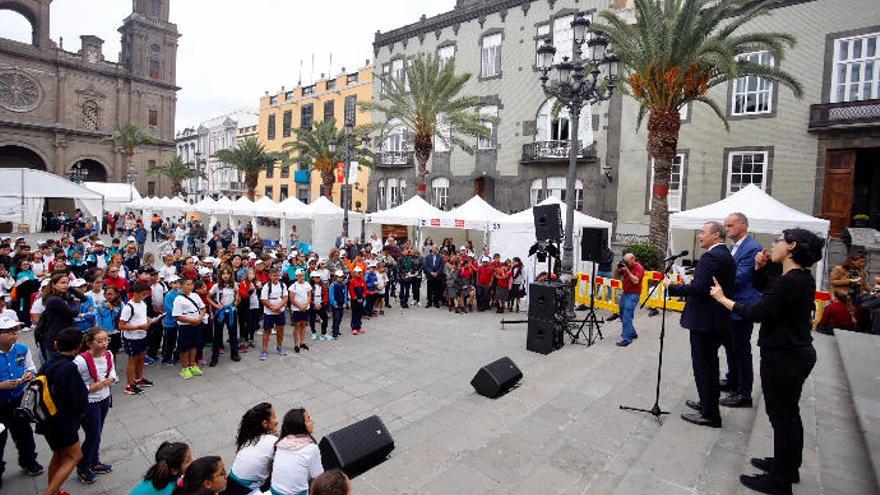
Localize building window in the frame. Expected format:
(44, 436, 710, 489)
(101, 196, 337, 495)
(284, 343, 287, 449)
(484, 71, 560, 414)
(323, 100, 335, 123)
(377, 180, 386, 210)
(285, 91, 294, 101)
(282, 110, 292, 138)
(387, 178, 407, 208)
(344, 95, 357, 126)
(477, 105, 498, 150)
(391, 58, 406, 84)
(301, 104, 314, 130)
(265, 185, 273, 199)
(438, 45, 455, 70)
(431, 177, 449, 209)
(552, 15, 575, 63)
(82, 100, 100, 130)
(326, 79, 336, 91)
(832, 32, 880, 102)
(727, 151, 768, 195)
(269, 95, 278, 105)
(650, 153, 686, 212)
(546, 176, 566, 201)
(347, 73, 359, 85)
(148, 109, 158, 127)
(266, 165, 274, 179)
(302, 85, 315, 97)
(297, 187, 310, 203)
(267, 114, 276, 140)
(732, 51, 774, 115)
(149, 60, 161, 79)
(280, 164, 289, 178)
(536, 24, 550, 66)
(384, 130, 405, 153)
(280, 185, 288, 200)
(481, 33, 502, 77)
(530, 179, 544, 206)
(147, 181, 156, 196)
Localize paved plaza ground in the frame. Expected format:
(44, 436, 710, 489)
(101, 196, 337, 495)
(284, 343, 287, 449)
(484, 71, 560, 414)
(2, 236, 876, 494)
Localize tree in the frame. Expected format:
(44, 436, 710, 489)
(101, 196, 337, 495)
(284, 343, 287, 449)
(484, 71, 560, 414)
(358, 53, 496, 197)
(592, 0, 803, 252)
(281, 119, 373, 200)
(147, 155, 203, 197)
(213, 138, 283, 200)
(103, 122, 159, 176)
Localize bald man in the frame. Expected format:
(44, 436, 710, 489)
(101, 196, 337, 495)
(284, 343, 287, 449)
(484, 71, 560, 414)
(613, 253, 644, 347)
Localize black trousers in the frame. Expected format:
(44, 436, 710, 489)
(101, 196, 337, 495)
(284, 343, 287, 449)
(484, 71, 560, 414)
(689, 330, 726, 420)
(162, 325, 178, 362)
(146, 320, 163, 359)
(761, 346, 816, 482)
(408, 279, 421, 304)
(426, 277, 443, 306)
(476, 284, 492, 311)
(212, 310, 238, 361)
(722, 319, 754, 396)
(0, 397, 38, 474)
(310, 306, 329, 334)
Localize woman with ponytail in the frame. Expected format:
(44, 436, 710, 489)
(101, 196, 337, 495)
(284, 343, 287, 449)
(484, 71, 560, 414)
(131, 441, 192, 495)
(224, 402, 279, 495)
(173, 455, 227, 495)
(269, 408, 323, 495)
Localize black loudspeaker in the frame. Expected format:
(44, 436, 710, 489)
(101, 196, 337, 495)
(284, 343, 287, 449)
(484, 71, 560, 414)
(318, 415, 395, 478)
(528, 282, 567, 321)
(533, 204, 562, 242)
(580, 227, 607, 263)
(470, 357, 523, 398)
(527, 319, 565, 354)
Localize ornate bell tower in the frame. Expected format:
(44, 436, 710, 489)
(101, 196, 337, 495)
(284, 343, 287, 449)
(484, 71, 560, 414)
(119, 0, 179, 85)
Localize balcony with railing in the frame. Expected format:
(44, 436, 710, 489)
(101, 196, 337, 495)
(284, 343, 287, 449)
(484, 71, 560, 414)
(521, 140, 594, 163)
(378, 150, 414, 168)
(808, 99, 880, 132)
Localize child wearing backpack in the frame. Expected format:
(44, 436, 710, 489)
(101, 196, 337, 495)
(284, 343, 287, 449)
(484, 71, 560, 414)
(72, 328, 117, 484)
(118, 281, 161, 396)
(95, 286, 122, 355)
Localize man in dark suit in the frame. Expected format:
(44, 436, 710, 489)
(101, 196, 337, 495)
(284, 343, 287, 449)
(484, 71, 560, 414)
(721, 212, 762, 408)
(666, 221, 736, 427)
(423, 246, 444, 308)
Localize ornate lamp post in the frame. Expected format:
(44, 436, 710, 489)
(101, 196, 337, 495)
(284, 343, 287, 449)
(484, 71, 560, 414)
(126, 166, 138, 202)
(535, 13, 618, 292)
(329, 126, 371, 237)
(69, 162, 88, 183)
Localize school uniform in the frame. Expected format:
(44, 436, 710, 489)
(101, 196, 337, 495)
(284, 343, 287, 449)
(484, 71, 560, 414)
(328, 280, 349, 337)
(162, 289, 180, 363)
(73, 351, 117, 476)
(172, 293, 206, 352)
(227, 433, 278, 495)
(309, 282, 329, 335)
(288, 282, 312, 324)
(120, 300, 149, 357)
(0, 343, 39, 477)
(261, 282, 288, 329)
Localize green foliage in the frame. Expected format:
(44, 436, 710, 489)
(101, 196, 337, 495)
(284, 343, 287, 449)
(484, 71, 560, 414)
(103, 123, 159, 159)
(213, 138, 282, 176)
(624, 242, 664, 271)
(148, 155, 203, 182)
(281, 119, 374, 173)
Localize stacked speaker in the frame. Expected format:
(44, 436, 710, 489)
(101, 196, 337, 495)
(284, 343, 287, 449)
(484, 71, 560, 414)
(526, 281, 567, 354)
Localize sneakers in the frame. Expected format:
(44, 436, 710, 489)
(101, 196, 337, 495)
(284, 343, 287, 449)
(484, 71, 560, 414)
(180, 368, 193, 380)
(197, 358, 207, 366)
(144, 355, 157, 366)
(276, 346, 288, 356)
(124, 384, 144, 395)
(356, 329, 365, 334)
(135, 377, 154, 388)
(22, 462, 44, 476)
(260, 350, 269, 361)
(311, 332, 318, 341)
(77, 470, 97, 484)
(320, 334, 333, 341)
(91, 463, 112, 474)
(161, 359, 177, 367)
(190, 366, 203, 377)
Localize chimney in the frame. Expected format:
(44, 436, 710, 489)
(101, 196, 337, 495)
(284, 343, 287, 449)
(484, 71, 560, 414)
(79, 35, 105, 62)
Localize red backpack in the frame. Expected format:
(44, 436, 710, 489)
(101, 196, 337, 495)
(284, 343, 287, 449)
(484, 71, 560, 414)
(80, 351, 113, 382)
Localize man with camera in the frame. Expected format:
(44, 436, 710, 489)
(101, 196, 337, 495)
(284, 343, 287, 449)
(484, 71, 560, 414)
(614, 253, 644, 347)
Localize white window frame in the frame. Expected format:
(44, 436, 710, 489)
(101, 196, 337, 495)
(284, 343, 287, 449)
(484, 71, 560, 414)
(477, 105, 498, 150)
(552, 15, 575, 64)
(530, 179, 544, 206)
(391, 58, 406, 84)
(535, 24, 550, 66)
(831, 32, 880, 102)
(438, 45, 455, 71)
(431, 177, 449, 209)
(434, 114, 451, 153)
(377, 180, 386, 210)
(546, 176, 566, 201)
(481, 33, 502, 78)
(726, 151, 768, 196)
(650, 153, 686, 213)
(732, 51, 774, 116)
(387, 178, 399, 208)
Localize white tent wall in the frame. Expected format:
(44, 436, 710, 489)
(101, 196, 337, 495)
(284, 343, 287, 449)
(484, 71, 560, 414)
(419, 227, 486, 254)
(490, 228, 596, 275)
(0, 169, 103, 232)
(310, 213, 363, 254)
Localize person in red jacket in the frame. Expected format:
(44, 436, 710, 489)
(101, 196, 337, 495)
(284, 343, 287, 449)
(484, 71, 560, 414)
(349, 267, 366, 335)
(815, 291, 857, 335)
(494, 260, 513, 313)
(475, 257, 495, 312)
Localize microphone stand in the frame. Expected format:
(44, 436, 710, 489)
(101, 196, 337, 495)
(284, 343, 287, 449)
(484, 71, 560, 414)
(619, 256, 678, 423)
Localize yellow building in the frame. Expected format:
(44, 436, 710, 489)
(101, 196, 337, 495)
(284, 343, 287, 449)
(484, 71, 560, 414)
(257, 64, 373, 210)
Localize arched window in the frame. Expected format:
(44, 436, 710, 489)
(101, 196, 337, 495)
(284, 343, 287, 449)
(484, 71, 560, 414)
(387, 178, 398, 208)
(530, 178, 544, 206)
(82, 100, 100, 130)
(546, 176, 566, 201)
(0, 9, 34, 45)
(534, 98, 593, 156)
(431, 177, 449, 209)
(377, 180, 386, 210)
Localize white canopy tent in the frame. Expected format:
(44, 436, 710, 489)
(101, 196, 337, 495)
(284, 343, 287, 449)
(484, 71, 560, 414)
(494, 196, 613, 275)
(82, 182, 140, 215)
(365, 195, 445, 247)
(415, 195, 510, 253)
(0, 168, 103, 232)
(669, 184, 831, 287)
(298, 196, 364, 254)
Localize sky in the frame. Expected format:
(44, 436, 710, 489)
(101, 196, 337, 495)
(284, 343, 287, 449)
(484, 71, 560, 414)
(0, 0, 452, 130)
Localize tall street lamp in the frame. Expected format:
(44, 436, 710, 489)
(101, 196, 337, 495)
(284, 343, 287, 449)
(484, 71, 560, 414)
(127, 166, 138, 202)
(329, 125, 371, 237)
(535, 13, 618, 293)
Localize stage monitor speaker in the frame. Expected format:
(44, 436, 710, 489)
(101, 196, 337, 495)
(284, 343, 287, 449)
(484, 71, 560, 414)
(580, 227, 607, 263)
(528, 282, 567, 321)
(470, 356, 523, 398)
(533, 204, 562, 242)
(319, 415, 395, 478)
(526, 319, 565, 354)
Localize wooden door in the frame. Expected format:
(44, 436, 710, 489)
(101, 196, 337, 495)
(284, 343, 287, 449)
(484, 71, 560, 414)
(822, 149, 856, 237)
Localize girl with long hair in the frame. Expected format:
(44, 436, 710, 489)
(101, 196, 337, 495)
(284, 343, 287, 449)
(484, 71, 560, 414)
(96, 286, 123, 355)
(132, 441, 192, 495)
(510, 257, 525, 313)
(73, 328, 117, 484)
(225, 403, 279, 495)
(37, 272, 86, 359)
(270, 408, 323, 495)
(237, 268, 260, 349)
(173, 456, 226, 495)
(207, 268, 240, 366)
(815, 290, 858, 335)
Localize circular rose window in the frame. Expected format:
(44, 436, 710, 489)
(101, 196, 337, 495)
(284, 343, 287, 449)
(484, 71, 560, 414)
(0, 71, 41, 112)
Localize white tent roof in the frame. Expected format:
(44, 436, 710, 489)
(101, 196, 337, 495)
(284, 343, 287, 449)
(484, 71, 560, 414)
(669, 184, 830, 237)
(498, 196, 612, 233)
(192, 197, 218, 213)
(435, 195, 508, 230)
(82, 182, 141, 203)
(213, 196, 235, 214)
(0, 168, 102, 199)
(279, 197, 309, 219)
(366, 195, 444, 226)
(305, 196, 344, 215)
(231, 196, 257, 216)
(166, 196, 191, 211)
(252, 196, 284, 218)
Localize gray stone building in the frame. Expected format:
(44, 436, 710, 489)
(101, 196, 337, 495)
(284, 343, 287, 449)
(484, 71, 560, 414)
(0, 0, 180, 196)
(371, 0, 880, 242)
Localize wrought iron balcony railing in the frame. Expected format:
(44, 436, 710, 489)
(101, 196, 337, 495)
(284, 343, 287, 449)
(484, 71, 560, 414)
(521, 140, 588, 162)
(379, 150, 414, 167)
(808, 99, 880, 131)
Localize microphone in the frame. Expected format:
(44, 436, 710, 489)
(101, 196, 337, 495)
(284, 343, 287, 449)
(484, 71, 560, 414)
(663, 250, 689, 262)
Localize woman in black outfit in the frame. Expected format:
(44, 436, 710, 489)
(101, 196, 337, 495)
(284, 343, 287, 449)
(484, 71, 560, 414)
(710, 228, 824, 495)
(35, 272, 87, 361)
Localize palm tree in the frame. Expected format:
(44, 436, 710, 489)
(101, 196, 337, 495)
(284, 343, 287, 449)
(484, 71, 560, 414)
(282, 119, 373, 200)
(147, 155, 203, 197)
(103, 122, 159, 177)
(213, 138, 283, 200)
(592, 0, 803, 252)
(358, 53, 496, 197)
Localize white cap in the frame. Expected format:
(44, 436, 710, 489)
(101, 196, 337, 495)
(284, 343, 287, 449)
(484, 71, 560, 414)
(165, 274, 181, 283)
(70, 278, 87, 287)
(460, 246, 467, 251)
(334, 270, 344, 277)
(94, 240, 104, 246)
(340, 251, 347, 257)
(353, 267, 363, 273)
(480, 256, 491, 263)
(318, 258, 327, 263)
(248, 252, 257, 259)
(0, 317, 20, 330)
(295, 268, 305, 276)
(127, 236, 136, 242)
(198, 267, 212, 276)
(310, 271, 320, 278)
(255, 259, 264, 265)
(190, 256, 199, 263)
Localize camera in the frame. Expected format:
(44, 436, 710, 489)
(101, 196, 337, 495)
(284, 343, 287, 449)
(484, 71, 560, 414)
(617, 260, 626, 269)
